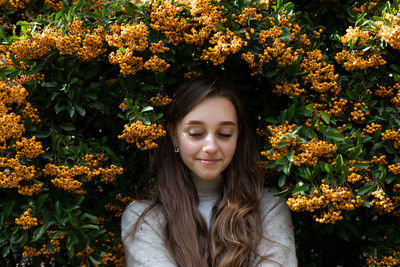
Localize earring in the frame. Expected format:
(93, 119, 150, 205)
(174, 147, 180, 153)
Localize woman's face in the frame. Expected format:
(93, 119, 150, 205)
(171, 96, 239, 180)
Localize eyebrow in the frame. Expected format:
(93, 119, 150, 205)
(186, 120, 236, 126)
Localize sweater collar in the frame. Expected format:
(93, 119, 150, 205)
(190, 172, 223, 199)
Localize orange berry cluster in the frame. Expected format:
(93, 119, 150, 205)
(77, 26, 107, 62)
(22, 238, 62, 258)
(95, 231, 124, 265)
(341, 26, 371, 47)
(107, 23, 149, 75)
(363, 123, 382, 136)
(273, 82, 306, 96)
(313, 29, 323, 39)
(183, 71, 201, 80)
(261, 121, 336, 166)
(0, 115, 25, 152)
(326, 97, 348, 118)
(300, 50, 341, 96)
(15, 208, 38, 230)
(9, 32, 54, 61)
(105, 195, 135, 218)
(388, 163, 400, 175)
(3, 0, 30, 11)
(18, 184, 43, 196)
(293, 139, 336, 167)
(352, 2, 378, 14)
(381, 129, 400, 149)
(144, 55, 170, 72)
(44, 0, 64, 12)
(150, 1, 192, 46)
(119, 98, 128, 110)
(0, 157, 37, 191)
(370, 155, 388, 166)
(149, 93, 172, 106)
(201, 29, 246, 65)
(14, 73, 45, 85)
(335, 50, 386, 71)
(349, 102, 369, 123)
(369, 188, 395, 214)
(287, 183, 363, 224)
(235, 7, 262, 26)
(150, 0, 224, 46)
(375, 84, 396, 98)
(367, 250, 400, 267)
(76, 246, 94, 258)
(118, 120, 166, 150)
(388, 83, 400, 106)
(375, 13, 400, 50)
(15, 136, 44, 159)
(261, 121, 298, 161)
(240, 14, 303, 75)
(149, 40, 170, 54)
(43, 156, 123, 193)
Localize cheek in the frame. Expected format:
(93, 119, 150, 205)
(223, 139, 238, 160)
(178, 139, 200, 160)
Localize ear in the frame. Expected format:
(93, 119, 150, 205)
(167, 123, 178, 146)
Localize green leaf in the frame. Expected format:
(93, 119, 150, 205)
(80, 224, 100, 230)
(293, 182, 310, 194)
(27, 62, 45, 76)
(81, 213, 98, 224)
(353, 162, 370, 169)
(326, 128, 345, 142)
(283, 162, 292, 175)
(65, 205, 80, 214)
(141, 106, 154, 113)
(59, 123, 76, 131)
(216, 22, 226, 32)
(89, 255, 102, 265)
(273, 187, 292, 198)
(36, 194, 49, 211)
(394, 74, 400, 83)
(32, 224, 49, 242)
(73, 103, 86, 116)
(33, 131, 50, 138)
(319, 110, 330, 124)
(55, 201, 62, 219)
(3, 201, 15, 222)
(287, 150, 294, 162)
(278, 140, 289, 148)
(2, 246, 10, 258)
(350, 145, 362, 159)
(278, 175, 287, 187)
(357, 183, 376, 195)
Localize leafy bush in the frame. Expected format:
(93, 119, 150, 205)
(1, 0, 400, 266)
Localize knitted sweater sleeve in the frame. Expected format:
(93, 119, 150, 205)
(121, 201, 177, 267)
(253, 187, 298, 267)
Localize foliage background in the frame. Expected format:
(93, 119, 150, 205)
(1, 0, 400, 266)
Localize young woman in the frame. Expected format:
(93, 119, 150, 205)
(121, 78, 297, 266)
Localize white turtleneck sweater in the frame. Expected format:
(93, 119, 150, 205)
(121, 174, 297, 266)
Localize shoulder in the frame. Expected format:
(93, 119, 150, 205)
(257, 187, 298, 266)
(121, 200, 165, 239)
(260, 187, 289, 217)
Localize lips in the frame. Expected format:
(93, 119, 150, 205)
(199, 159, 221, 165)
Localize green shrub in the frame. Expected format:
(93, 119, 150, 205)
(1, 0, 400, 266)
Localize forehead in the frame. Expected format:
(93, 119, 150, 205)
(181, 96, 238, 125)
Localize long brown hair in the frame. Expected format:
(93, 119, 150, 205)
(132, 78, 265, 266)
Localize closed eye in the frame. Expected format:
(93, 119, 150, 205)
(189, 132, 203, 137)
(219, 133, 232, 137)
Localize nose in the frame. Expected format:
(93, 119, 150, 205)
(202, 134, 218, 154)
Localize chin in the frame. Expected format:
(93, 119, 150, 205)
(196, 172, 220, 180)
